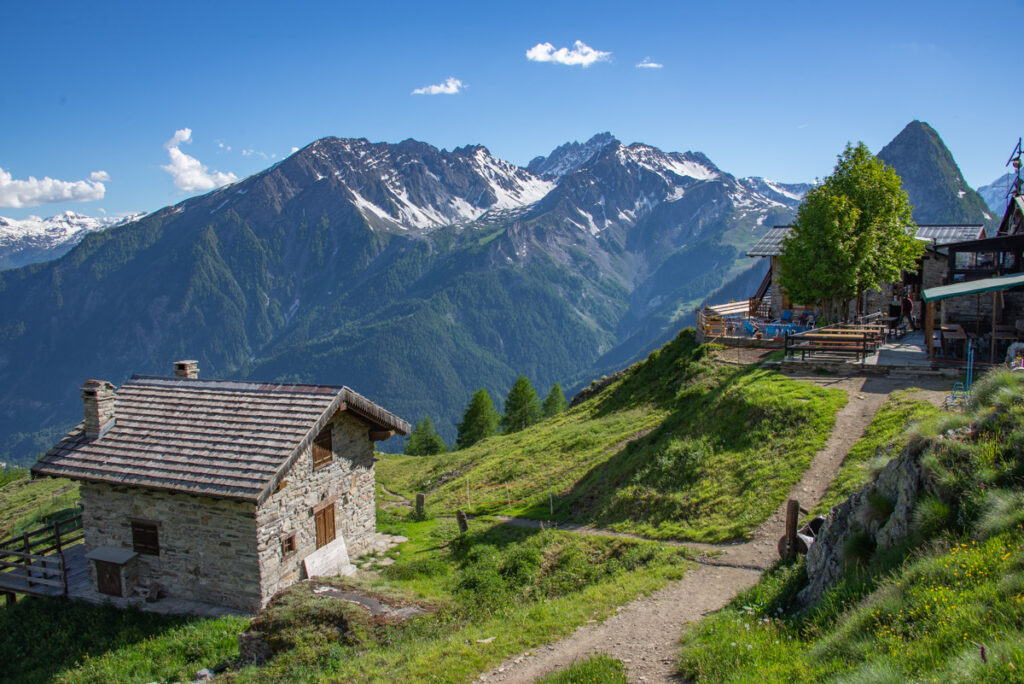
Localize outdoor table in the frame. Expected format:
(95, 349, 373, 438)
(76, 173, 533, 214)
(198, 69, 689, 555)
(942, 329, 967, 359)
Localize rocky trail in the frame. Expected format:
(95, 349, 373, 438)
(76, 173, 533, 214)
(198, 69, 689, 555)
(477, 373, 952, 683)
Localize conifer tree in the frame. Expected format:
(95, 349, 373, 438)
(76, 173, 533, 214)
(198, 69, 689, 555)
(502, 375, 542, 433)
(542, 383, 567, 418)
(456, 388, 500, 449)
(404, 416, 447, 456)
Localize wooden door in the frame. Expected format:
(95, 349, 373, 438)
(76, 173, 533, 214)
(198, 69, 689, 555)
(95, 560, 121, 597)
(314, 504, 336, 549)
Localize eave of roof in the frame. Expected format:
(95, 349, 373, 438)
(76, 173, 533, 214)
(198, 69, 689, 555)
(922, 272, 1024, 302)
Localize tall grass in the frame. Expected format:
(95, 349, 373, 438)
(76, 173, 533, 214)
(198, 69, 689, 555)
(678, 368, 1024, 682)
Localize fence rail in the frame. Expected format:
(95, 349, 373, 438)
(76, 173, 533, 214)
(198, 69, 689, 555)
(0, 511, 82, 599)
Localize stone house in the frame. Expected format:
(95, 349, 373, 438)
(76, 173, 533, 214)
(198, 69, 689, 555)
(31, 361, 409, 612)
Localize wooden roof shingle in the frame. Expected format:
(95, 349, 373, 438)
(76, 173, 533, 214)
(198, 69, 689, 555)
(32, 375, 410, 504)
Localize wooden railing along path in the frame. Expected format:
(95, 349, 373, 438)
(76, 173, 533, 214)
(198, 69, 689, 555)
(0, 512, 83, 601)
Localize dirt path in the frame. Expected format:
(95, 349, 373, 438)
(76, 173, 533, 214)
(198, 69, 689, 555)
(478, 372, 952, 683)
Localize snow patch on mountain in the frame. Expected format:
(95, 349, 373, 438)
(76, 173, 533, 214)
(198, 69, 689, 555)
(0, 210, 143, 269)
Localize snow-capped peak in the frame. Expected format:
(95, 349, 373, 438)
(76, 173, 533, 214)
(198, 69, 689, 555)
(0, 210, 144, 269)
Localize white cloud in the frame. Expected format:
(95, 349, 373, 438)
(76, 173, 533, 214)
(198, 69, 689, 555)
(635, 57, 663, 69)
(412, 77, 466, 95)
(525, 40, 610, 67)
(216, 141, 232, 152)
(0, 167, 107, 208)
(290, 146, 299, 154)
(161, 128, 238, 193)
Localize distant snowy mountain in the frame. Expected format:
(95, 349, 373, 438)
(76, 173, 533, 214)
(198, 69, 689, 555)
(295, 137, 553, 232)
(0, 211, 143, 270)
(527, 132, 618, 181)
(977, 173, 1017, 215)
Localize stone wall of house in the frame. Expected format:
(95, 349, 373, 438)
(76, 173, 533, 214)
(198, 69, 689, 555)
(79, 482, 260, 611)
(255, 411, 376, 606)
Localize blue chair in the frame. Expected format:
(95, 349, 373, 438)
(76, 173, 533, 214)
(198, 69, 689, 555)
(781, 310, 793, 323)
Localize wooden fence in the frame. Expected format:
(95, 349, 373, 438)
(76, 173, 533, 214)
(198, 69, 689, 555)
(0, 512, 83, 599)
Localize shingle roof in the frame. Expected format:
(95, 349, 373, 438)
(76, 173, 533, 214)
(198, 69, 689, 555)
(747, 224, 986, 257)
(747, 226, 791, 257)
(32, 375, 410, 503)
(914, 225, 985, 244)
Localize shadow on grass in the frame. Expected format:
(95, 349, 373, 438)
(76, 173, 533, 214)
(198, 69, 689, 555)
(0, 596, 192, 684)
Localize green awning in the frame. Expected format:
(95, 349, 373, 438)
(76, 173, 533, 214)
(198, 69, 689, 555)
(922, 272, 1024, 302)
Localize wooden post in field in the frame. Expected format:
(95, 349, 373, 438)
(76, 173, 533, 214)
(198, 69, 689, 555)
(456, 509, 469, 534)
(548, 474, 554, 516)
(415, 493, 425, 518)
(784, 499, 800, 560)
(506, 484, 511, 512)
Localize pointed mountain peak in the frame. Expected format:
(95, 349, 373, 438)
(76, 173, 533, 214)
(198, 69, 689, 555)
(878, 120, 996, 227)
(527, 132, 621, 181)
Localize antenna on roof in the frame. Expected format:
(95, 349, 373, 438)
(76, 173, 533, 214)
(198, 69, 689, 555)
(1007, 137, 1023, 199)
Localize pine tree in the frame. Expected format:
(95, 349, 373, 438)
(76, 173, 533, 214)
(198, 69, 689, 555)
(456, 388, 500, 449)
(542, 383, 567, 418)
(502, 376, 542, 433)
(404, 416, 447, 456)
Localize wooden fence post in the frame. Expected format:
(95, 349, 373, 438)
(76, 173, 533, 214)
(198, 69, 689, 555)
(782, 499, 800, 560)
(456, 509, 469, 534)
(415, 493, 425, 518)
(22, 533, 32, 588)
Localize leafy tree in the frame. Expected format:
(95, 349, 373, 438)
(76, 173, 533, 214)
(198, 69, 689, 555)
(778, 142, 922, 320)
(404, 416, 447, 456)
(502, 376, 542, 433)
(542, 383, 567, 418)
(456, 388, 500, 449)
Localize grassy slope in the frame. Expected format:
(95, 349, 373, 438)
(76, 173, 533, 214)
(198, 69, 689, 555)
(379, 330, 847, 542)
(678, 370, 1024, 682)
(26, 512, 691, 683)
(0, 469, 79, 539)
(812, 390, 942, 515)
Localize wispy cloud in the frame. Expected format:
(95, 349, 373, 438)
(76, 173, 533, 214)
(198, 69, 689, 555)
(162, 128, 238, 193)
(635, 57, 663, 69)
(412, 77, 466, 95)
(241, 148, 277, 160)
(290, 146, 299, 154)
(526, 40, 610, 67)
(0, 167, 108, 208)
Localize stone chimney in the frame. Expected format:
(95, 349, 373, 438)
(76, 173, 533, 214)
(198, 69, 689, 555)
(81, 379, 116, 439)
(173, 360, 199, 379)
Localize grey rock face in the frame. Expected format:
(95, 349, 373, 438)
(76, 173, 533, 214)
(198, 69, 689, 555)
(799, 442, 937, 606)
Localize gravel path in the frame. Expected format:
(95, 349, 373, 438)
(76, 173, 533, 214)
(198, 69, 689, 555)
(477, 372, 953, 683)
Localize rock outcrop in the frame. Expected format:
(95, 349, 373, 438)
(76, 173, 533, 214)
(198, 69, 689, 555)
(798, 440, 938, 606)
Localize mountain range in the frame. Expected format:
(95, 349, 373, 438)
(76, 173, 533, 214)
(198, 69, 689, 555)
(0, 211, 143, 270)
(977, 172, 1018, 216)
(0, 122, 984, 463)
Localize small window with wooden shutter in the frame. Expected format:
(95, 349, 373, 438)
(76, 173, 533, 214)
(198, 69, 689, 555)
(312, 428, 333, 470)
(314, 503, 336, 549)
(131, 520, 160, 556)
(281, 534, 296, 556)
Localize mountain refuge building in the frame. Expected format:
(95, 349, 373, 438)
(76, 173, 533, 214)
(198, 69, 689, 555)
(30, 361, 409, 612)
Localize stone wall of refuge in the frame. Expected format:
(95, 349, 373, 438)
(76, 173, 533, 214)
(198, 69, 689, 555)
(79, 482, 261, 611)
(255, 411, 377, 606)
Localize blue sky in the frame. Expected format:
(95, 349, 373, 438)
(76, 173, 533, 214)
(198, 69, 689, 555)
(1, 0, 1021, 219)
